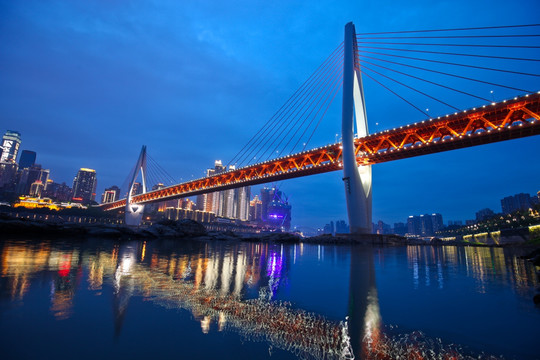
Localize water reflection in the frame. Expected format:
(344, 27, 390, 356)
(0, 240, 538, 359)
(0, 239, 351, 359)
(406, 245, 537, 295)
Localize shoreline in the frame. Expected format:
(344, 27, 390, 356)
(1, 214, 539, 250)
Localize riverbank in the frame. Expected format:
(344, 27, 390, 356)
(1, 214, 539, 249)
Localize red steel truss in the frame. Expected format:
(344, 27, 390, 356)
(102, 92, 540, 211)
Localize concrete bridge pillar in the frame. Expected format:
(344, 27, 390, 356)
(125, 145, 147, 226)
(341, 22, 372, 234)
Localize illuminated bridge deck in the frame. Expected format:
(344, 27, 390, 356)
(102, 92, 540, 211)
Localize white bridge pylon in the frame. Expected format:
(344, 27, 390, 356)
(341, 22, 372, 234)
(125, 145, 147, 226)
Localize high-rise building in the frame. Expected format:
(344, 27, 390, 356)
(249, 195, 263, 221)
(475, 208, 495, 222)
(29, 180, 44, 198)
(233, 186, 251, 221)
(323, 221, 335, 235)
(420, 214, 433, 236)
(196, 160, 251, 221)
(260, 187, 291, 230)
(0, 130, 22, 163)
(195, 160, 225, 213)
(501, 193, 533, 214)
(131, 182, 143, 196)
(16, 164, 49, 195)
(407, 215, 421, 236)
(393, 222, 406, 236)
(431, 213, 444, 233)
(101, 185, 120, 204)
(43, 181, 72, 202)
(72, 168, 97, 204)
(18, 150, 36, 169)
(0, 162, 18, 190)
(101, 190, 117, 204)
(335, 220, 349, 234)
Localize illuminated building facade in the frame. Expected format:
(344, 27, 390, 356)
(0, 162, 18, 189)
(260, 187, 291, 231)
(195, 160, 251, 221)
(17, 164, 49, 195)
(101, 185, 120, 204)
(249, 195, 262, 221)
(72, 168, 97, 204)
(43, 181, 72, 202)
(29, 180, 44, 197)
(0, 130, 21, 163)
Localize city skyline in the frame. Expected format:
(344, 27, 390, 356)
(1, 0, 539, 228)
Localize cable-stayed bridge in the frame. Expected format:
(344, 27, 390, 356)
(101, 23, 540, 232)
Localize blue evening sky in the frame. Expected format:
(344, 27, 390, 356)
(1, 0, 539, 230)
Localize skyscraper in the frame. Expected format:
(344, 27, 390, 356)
(0, 130, 22, 163)
(501, 193, 533, 214)
(431, 213, 444, 233)
(101, 185, 120, 204)
(249, 195, 263, 221)
(407, 216, 421, 235)
(260, 186, 291, 230)
(72, 168, 97, 204)
(16, 164, 49, 195)
(18, 150, 36, 169)
(195, 160, 226, 213)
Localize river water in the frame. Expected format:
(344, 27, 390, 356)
(0, 238, 538, 359)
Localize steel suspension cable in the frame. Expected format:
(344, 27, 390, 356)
(356, 45, 540, 62)
(252, 54, 340, 163)
(361, 64, 460, 111)
(238, 47, 344, 166)
(295, 73, 344, 153)
(147, 155, 177, 185)
(283, 69, 343, 155)
(357, 34, 540, 39)
(355, 41, 540, 49)
(357, 50, 540, 77)
(355, 24, 540, 36)
(357, 54, 533, 93)
(263, 53, 344, 161)
(357, 57, 490, 102)
(229, 43, 344, 167)
(361, 70, 429, 117)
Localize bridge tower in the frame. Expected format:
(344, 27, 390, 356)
(125, 145, 147, 226)
(341, 22, 372, 234)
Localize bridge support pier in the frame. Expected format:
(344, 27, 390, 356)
(342, 22, 372, 234)
(125, 146, 147, 226)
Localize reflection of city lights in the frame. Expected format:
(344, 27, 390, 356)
(218, 312, 227, 332)
(141, 242, 146, 262)
(201, 315, 211, 334)
(119, 255, 134, 275)
(2, 241, 539, 360)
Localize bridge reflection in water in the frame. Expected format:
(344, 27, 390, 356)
(1, 240, 537, 359)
